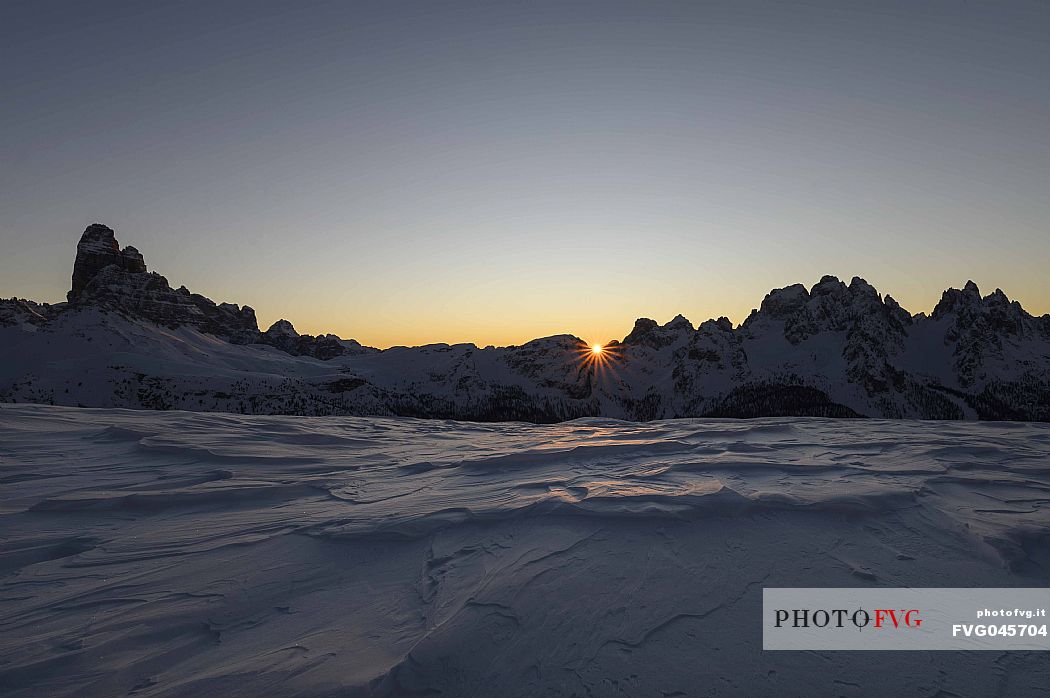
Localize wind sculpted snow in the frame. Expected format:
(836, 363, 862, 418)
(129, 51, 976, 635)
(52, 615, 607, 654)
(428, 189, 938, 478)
(2, 404, 1050, 696)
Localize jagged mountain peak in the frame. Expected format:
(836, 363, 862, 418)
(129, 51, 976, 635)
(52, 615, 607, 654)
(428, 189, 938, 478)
(623, 314, 695, 349)
(56, 223, 375, 357)
(746, 283, 809, 324)
(79, 222, 117, 246)
(0, 297, 56, 328)
(666, 314, 693, 329)
(740, 275, 914, 350)
(626, 317, 659, 336)
(987, 288, 1010, 303)
(697, 316, 734, 333)
(803, 274, 879, 302)
(848, 276, 879, 298)
(931, 281, 1020, 319)
(810, 274, 847, 296)
(261, 318, 358, 359)
(265, 319, 300, 337)
(69, 223, 148, 302)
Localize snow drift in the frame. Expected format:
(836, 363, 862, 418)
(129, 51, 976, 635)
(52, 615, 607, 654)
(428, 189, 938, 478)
(2, 404, 1050, 696)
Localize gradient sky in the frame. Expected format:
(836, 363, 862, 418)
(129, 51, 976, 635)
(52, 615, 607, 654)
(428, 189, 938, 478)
(2, 1, 1048, 348)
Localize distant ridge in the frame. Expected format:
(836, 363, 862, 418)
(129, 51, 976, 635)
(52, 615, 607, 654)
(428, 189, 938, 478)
(1, 223, 1048, 421)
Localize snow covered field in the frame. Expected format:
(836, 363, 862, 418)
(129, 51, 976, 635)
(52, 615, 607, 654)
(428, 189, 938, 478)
(2, 404, 1050, 696)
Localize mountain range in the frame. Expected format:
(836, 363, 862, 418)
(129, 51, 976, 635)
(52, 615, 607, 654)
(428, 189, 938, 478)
(2, 223, 1048, 421)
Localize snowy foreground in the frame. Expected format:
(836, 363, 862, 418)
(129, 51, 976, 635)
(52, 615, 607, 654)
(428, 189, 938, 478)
(2, 405, 1050, 697)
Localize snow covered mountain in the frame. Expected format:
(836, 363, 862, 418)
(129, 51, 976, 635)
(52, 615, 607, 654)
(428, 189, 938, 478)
(2, 224, 1049, 421)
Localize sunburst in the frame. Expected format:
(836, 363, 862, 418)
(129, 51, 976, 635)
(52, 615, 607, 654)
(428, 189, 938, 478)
(577, 340, 620, 371)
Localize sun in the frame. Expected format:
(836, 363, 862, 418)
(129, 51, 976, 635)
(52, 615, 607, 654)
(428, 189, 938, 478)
(577, 340, 619, 372)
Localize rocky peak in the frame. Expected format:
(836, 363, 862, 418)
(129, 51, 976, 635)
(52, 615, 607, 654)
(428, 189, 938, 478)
(120, 246, 146, 274)
(848, 276, 879, 299)
(64, 223, 260, 342)
(58, 223, 379, 357)
(624, 318, 659, 341)
(931, 281, 983, 319)
(925, 282, 1044, 386)
(810, 275, 847, 297)
(697, 316, 734, 334)
(260, 318, 365, 360)
(265, 319, 300, 338)
(739, 275, 913, 409)
(77, 223, 119, 254)
(883, 295, 912, 326)
(666, 314, 693, 330)
(0, 298, 56, 328)
(750, 284, 809, 321)
(986, 288, 1011, 306)
(803, 275, 906, 336)
(623, 315, 695, 349)
(934, 283, 1032, 336)
(69, 224, 149, 302)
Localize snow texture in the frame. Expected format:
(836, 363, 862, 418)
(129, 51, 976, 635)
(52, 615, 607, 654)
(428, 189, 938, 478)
(2, 404, 1050, 696)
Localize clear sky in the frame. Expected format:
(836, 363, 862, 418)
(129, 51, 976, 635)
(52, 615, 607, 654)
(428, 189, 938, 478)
(2, 1, 1048, 348)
